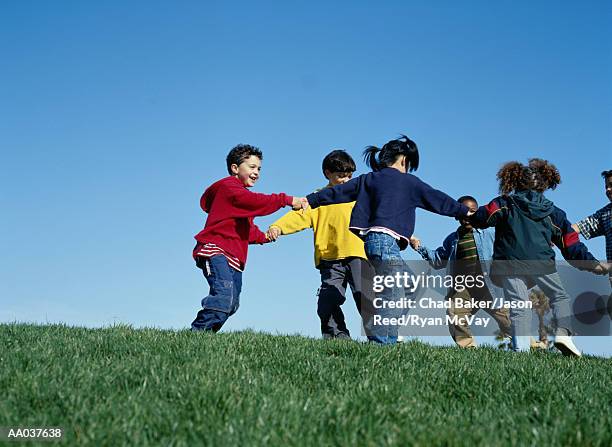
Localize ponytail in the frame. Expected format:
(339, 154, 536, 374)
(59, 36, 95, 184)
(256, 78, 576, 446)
(399, 134, 419, 172)
(363, 134, 420, 172)
(363, 146, 382, 171)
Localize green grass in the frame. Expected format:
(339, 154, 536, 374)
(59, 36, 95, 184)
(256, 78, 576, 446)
(1, 324, 611, 446)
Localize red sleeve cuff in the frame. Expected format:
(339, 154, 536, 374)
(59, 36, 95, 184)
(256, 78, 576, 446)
(285, 195, 294, 207)
(485, 200, 500, 216)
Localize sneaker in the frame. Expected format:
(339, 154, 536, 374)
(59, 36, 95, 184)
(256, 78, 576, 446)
(336, 332, 351, 340)
(554, 335, 582, 357)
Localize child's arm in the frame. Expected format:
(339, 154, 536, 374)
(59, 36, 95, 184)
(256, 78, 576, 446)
(415, 233, 454, 270)
(573, 207, 607, 240)
(248, 221, 270, 245)
(224, 183, 302, 218)
(471, 197, 508, 228)
(306, 177, 360, 209)
(550, 206, 601, 271)
(268, 208, 314, 238)
(415, 179, 469, 218)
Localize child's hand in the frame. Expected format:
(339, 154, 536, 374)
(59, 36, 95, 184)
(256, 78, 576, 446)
(409, 236, 421, 250)
(267, 226, 281, 241)
(592, 262, 611, 275)
(292, 197, 309, 211)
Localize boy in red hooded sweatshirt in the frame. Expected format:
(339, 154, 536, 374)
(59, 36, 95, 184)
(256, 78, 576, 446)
(191, 144, 307, 332)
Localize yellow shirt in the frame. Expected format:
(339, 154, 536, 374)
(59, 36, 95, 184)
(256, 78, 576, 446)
(270, 187, 367, 267)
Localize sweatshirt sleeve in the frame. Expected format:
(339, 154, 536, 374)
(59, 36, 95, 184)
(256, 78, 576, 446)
(307, 177, 360, 209)
(550, 206, 598, 269)
(415, 178, 469, 217)
(417, 233, 454, 270)
(270, 208, 313, 235)
(471, 197, 507, 229)
(248, 221, 269, 245)
(226, 183, 293, 218)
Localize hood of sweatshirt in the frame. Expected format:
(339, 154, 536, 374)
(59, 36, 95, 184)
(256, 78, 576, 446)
(510, 190, 554, 221)
(200, 176, 241, 213)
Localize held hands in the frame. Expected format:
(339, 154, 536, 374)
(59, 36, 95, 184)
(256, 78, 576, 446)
(291, 197, 309, 211)
(593, 262, 612, 276)
(266, 226, 281, 242)
(409, 236, 421, 251)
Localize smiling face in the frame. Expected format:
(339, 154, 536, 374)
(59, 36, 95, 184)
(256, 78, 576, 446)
(230, 155, 262, 187)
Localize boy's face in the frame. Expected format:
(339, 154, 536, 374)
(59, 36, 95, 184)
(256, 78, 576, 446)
(459, 199, 478, 229)
(605, 176, 612, 202)
(325, 170, 353, 186)
(230, 155, 261, 187)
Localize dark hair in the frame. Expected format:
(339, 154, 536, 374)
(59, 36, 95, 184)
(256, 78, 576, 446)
(601, 170, 612, 180)
(226, 144, 263, 174)
(322, 150, 356, 176)
(497, 158, 561, 194)
(362, 135, 419, 172)
(457, 195, 478, 205)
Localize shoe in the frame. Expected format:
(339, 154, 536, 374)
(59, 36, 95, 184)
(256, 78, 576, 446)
(554, 335, 582, 357)
(336, 332, 351, 340)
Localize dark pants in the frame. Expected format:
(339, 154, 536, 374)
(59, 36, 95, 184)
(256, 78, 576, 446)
(191, 255, 242, 332)
(447, 286, 511, 348)
(317, 257, 374, 338)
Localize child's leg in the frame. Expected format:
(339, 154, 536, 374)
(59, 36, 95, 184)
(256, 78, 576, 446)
(191, 255, 239, 332)
(346, 257, 374, 315)
(363, 232, 403, 345)
(317, 260, 350, 337)
(345, 257, 375, 334)
(446, 288, 477, 348)
(476, 286, 511, 339)
(500, 276, 532, 351)
(532, 272, 573, 335)
(228, 267, 242, 316)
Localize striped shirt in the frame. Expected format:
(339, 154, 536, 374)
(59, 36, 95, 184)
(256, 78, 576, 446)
(455, 228, 480, 275)
(575, 203, 612, 264)
(194, 242, 243, 272)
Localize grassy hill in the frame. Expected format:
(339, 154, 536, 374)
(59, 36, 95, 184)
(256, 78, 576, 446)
(1, 324, 611, 446)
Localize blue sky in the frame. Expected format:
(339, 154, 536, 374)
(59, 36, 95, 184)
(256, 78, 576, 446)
(2, 1, 611, 355)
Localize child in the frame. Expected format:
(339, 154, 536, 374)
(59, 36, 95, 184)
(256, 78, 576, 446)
(410, 195, 511, 348)
(267, 150, 374, 339)
(572, 169, 612, 287)
(306, 136, 471, 344)
(191, 144, 306, 332)
(471, 159, 609, 356)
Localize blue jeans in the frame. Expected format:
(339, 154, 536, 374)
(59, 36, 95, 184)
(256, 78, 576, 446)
(363, 232, 405, 345)
(502, 272, 573, 352)
(191, 255, 242, 332)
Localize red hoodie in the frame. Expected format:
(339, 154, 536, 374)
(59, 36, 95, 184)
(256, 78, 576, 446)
(194, 176, 293, 269)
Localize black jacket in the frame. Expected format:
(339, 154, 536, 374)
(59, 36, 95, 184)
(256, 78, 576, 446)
(472, 190, 598, 281)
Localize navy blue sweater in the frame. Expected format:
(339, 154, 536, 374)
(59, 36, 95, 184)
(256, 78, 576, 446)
(472, 191, 598, 277)
(306, 168, 469, 250)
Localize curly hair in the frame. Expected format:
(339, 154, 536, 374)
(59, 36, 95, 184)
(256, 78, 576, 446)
(528, 158, 561, 191)
(496, 159, 561, 194)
